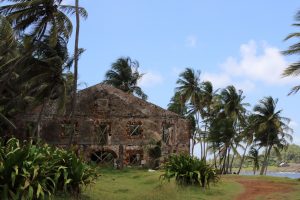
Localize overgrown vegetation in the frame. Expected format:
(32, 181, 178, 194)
(0, 137, 98, 199)
(168, 68, 293, 175)
(161, 154, 219, 188)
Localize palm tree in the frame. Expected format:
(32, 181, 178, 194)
(237, 115, 255, 174)
(19, 36, 72, 138)
(208, 112, 236, 174)
(282, 10, 300, 94)
(176, 68, 201, 156)
(199, 81, 217, 158)
(69, 0, 80, 146)
(0, 15, 18, 65)
(0, 0, 87, 45)
(103, 57, 148, 100)
(220, 85, 249, 173)
(252, 96, 293, 175)
(220, 85, 248, 122)
(247, 147, 260, 175)
(167, 91, 186, 116)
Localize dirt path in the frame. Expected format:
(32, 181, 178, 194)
(234, 178, 295, 200)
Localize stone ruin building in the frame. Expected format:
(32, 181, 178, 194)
(17, 84, 190, 167)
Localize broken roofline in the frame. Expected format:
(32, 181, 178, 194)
(77, 83, 186, 119)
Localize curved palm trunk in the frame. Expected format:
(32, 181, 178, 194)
(229, 154, 235, 173)
(33, 98, 47, 140)
(229, 143, 238, 173)
(69, 0, 80, 146)
(264, 145, 272, 175)
(237, 143, 249, 174)
(213, 143, 217, 168)
(260, 130, 272, 175)
(260, 145, 272, 175)
(226, 147, 231, 174)
(192, 112, 201, 157)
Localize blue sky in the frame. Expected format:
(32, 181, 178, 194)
(63, 0, 300, 145)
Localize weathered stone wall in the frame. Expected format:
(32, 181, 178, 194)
(18, 84, 190, 166)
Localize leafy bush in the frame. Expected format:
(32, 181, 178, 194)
(161, 154, 219, 188)
(0, 137, 98, 199)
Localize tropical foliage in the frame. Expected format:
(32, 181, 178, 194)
(161, 154, 219, 188)
(282, 10, 300, 94)
(169, 68, 293, 175)
(0, 137, 98, 199)
(0, 0, 87, 141)
(103, 57, 148, 100)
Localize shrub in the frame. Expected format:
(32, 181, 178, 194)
(0, 137, 98, 199)
(161, 154, 219, 188)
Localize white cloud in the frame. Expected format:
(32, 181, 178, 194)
(202, 72, 231, 89)
(138, 71, 164, 88)
(185, 35, 197, 48)
(201, 72, 256, 93)
(61, 0, 74, 5)
(199, 40, 298, 93)
(221, 40, 297, 85)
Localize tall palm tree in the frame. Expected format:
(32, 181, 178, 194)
(199, 81, 218, 158)
(282, 10, 300, 94)
(19, 35, 72, 138)
(167, 91, 186, 116)
(237, 114, 255, 174)
(69, 0, 80, 146)
(0, 15, 18, 65)
(103, 57, 148, 100)
(176, 68, 201, 156)
(220, 85, 249, 122)
(247, 147, 260, 175)
(0, 0, 87, 45)
(220, 85, 249, 173)
(252, 96, 293, 175)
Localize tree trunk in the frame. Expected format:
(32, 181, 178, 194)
(260, 146, 270, 175)
(191, 137, 195, 156)
(33, 98, 47, 140)
(229, 144, 238, 173)
(69, 0, 80, 146)
(221, 151, 227, 174)
(213, 144, 217, 169)
(237, 143, 249, 174)
(229, 154, 235, 173)
(264, 145, 272, 175)
(226, 147, 231, 174)
(203, 123, 208, 159)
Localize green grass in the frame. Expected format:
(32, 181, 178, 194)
(55, 168, 300, 200)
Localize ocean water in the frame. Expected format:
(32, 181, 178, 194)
(240, 171, 300, 179)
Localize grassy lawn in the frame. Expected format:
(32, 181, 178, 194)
(55, 168, 300, 200)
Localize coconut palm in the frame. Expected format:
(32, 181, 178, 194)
(220, 85, 249, 123)
(247, 147, 260, 175)
(208, 113, 236, 174)
(167, 91, 186, 116)
(103, 57, 148, 100)
(237, 114, 255, 174)
(0, 15, 18, 65)
(200, 81, 218, 158)
(69, 0, 80, 146)
(0, 0, 87, 45)
(252, 96, 293, 175)
(19, 36, 73, 138)
(282, 10, 300, 94)
(176, 68, 202, 156)
(176, 68, 201, 105)
(220, 85, 249, 173)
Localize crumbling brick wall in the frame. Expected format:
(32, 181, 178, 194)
(17, 84, 190, 166)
